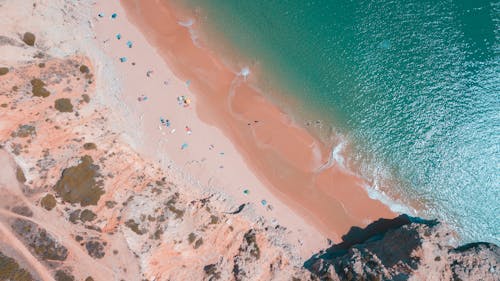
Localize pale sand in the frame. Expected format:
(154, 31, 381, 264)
(92, 1, 327, 256)
(94, 0, 394, 247)
(0, 0, 394, 278)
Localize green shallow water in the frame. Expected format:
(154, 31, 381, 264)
(178, 0, 500, 243)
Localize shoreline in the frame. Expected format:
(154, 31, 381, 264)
(92, 0, 327, 257)
(1, 1, 498, 280)
(109, 0, 395, 241)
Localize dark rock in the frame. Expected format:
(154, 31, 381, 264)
(305, 215, 499, 281)
(449, 242, 500, 281)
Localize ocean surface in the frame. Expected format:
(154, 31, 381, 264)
(176, 0, 500, 243)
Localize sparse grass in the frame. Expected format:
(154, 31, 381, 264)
(105, 201, 117, 208)
(188, 232, 196, 244)
(16, 167, 26, 183)
(80, 209, 96, 222)
(54, 98, 73, 112)
(82, 94, 90, 103)
(79, 65, 90, 74)
(209, 215, 219, 225)
(54, 270, 74, 281)
(83, 142, 97, 150)
(22, 32, 36, 46)
(194, 238, 204, 249)
(167, 205, 185, 219)
(0, 251, 34, 281)
(13, 125, 36, 138)
(40, 194, 56, 211)
(243, 230, 260, 259)
(31, 78, 50, 97)
(0, 67, 9, 75)
(125, 219, 145, 235)
(53, 155, 104, 207)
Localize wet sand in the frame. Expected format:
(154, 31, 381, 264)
(113, 0, 395, 239)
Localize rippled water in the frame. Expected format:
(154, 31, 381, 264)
(178, 0, 500, 243)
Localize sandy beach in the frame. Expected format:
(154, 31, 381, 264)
(1, 1, 499, 280)
(103, 0, 395, 240)
(0, 0, 392, 278)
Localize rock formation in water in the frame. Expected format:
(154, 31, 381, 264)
(305, 215, 499, 281)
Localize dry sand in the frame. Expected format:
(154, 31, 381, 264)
(0, 0, 399, 279)
(109, 0, 395, 240)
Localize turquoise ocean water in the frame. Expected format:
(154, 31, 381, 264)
(177, 0, 500, 243)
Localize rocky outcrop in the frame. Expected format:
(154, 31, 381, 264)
(306, 215, 499, 281)
(0, 57, 309, 280)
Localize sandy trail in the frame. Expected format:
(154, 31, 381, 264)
(0, 151, 55, 281)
